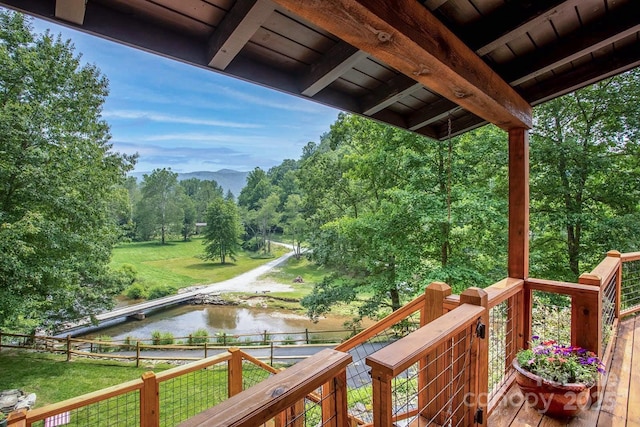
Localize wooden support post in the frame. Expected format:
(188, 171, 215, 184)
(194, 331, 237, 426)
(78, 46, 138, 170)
(460, 288, 489, 427)
(136, 341, 141, 368)
(371, 367, 393, 427)
(508, 128, 529, 280)
(228, 347, 243, 397)
(421, 282, 452, 421)
(140, 371, 159, 427)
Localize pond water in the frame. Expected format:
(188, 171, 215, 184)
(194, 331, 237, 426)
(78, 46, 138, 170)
(79, 304, 365, 343)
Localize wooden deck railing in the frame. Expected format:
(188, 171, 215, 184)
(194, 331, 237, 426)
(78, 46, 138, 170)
(176, 348, 352, 427)
(7, 251, 640, 427)
(366, 288, 489, 427)
(6, 348, 278, 427)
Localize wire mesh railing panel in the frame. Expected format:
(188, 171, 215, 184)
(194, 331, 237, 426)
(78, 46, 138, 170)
(399, 326, 474, 427)
(488, 300, 514, 398)
(531, 291, 571, 344)
(266, 382, 340, 427)
(241, 360, 274, 390)
(621, 259, 640, 312)
(342, 312, 421, 424)
(29, 390, 140, 427)
(602, 274, 617, 350)
(158, 365, 228, 426)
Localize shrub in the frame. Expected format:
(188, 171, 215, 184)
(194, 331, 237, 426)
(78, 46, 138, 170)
(160, 332, 174, 346)
(96, 335, 114, 353)
(242, 236, 263, 252)
(124, 283, 148, 300)
(118, 264, 137, 285)
(151, 330, 162, 345)
(148, 284, 176, 299)
(190, 328, 209, 344)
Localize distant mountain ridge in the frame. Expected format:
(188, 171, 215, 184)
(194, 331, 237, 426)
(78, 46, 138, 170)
(130, 169, 249, 198)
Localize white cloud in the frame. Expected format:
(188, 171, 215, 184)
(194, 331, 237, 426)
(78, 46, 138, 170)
(102, 110, 261, 128)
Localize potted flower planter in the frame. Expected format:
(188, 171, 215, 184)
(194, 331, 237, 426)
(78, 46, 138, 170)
(512, 359, 591, 418)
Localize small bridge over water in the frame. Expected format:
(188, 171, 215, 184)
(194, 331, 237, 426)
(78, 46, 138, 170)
(56, 248, 298, 335)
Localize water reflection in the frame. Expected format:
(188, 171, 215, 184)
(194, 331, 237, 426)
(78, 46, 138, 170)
(80, 305, 363, 341)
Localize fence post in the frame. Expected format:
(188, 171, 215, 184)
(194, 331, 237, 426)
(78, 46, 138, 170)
(136, 341, 141, 368)
(270, 342, 274, 365)
(421, 282, 451, 422)
(320, 368, 348, 427)
(305, 328, 309, 344)
(228, 347, 243, 397)
(140, 371, 159, 427)
(66, 335, 71, 362)
(460, 287, 489, 427)
(204, 342, 208, 359)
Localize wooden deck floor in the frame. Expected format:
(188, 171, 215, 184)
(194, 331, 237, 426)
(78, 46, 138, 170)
(488, 315, 640, 427)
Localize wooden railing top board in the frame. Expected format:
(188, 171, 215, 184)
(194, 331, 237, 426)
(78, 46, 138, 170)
(366, 303, 484, 377)
(178, 348, 352, 427)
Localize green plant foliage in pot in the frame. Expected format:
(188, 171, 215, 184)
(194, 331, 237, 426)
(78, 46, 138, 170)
(513, 336, 605, 418)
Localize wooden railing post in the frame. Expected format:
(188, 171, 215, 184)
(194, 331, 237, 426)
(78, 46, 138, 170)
(608, 250, 622, 319)
(421, 282, 452, 421)
(370, 367, 393, 427)
(140, 371, 159, 427)
(6, 408, 27, 427)
(576, 275, 603, 357)
(228, 347, 243, 397)
(460, 287, 489, 427)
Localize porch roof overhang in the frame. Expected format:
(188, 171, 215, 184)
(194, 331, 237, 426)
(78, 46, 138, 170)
(2, 0, 638, 140)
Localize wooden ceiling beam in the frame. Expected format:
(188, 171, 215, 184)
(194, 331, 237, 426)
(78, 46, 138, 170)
(504, 1, 640, 86)
(408, 98, 459, 131)
(207, 0, 275, 70)
(272, 0, 532, 130)
(300, 41, 369, 97)
(55, 0, 86, 25)
(461, 0, 583, 57)
(524, 41, 640, 105)
(360, 74, 423, 115)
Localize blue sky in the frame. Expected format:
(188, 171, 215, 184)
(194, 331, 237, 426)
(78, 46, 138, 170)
(29, 16, 340, 173)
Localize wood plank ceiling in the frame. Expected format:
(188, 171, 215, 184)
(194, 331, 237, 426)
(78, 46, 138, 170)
(3, 0, 639, 140)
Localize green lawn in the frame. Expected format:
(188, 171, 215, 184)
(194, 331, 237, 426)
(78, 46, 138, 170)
(111, 237, 288, 291)
(0, 350, 172, 407)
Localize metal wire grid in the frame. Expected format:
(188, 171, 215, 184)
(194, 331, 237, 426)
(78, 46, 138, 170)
(342, 312, 421, 424)
(241, 360, 274, 390)
(30, 390, 140, 427)
(531, 291, 571, 344)
(397, 327, 473, 427)
(488, 300, 513, 398)
(275, 385, 337, 427)
(621, 259, 640, 311)
(158, 365, 228, 426)
(601, 274, 617, 350)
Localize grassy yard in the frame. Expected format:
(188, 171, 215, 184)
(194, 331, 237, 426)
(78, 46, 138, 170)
(0, 350, 172, 407)
(111, 237, 288, 292)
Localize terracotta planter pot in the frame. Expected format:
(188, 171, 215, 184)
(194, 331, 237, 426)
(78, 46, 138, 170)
(512, 359, 591, 418)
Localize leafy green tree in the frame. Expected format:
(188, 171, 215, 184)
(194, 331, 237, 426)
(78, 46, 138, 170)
(180, 178, 224, 222)
(299, 113, 507, 319)
(202, 197, 243, 264)
(137, 168, 183, 244)
(256, 193, 281, 254)
(530, 69, 640, 280)
(180, 194, 196, 241)
(283, 194, 306, 259)
(0, 12, 136, 329)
